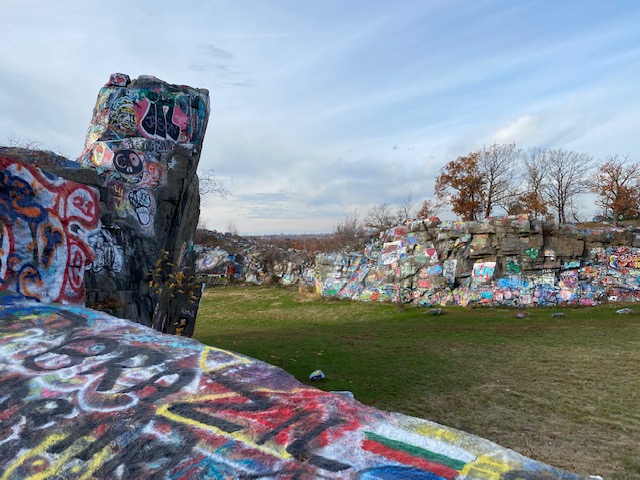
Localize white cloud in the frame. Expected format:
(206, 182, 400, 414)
(2, 0, 640, 233)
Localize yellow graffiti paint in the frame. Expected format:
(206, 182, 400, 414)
(0, 432, 69, 480)
(0, 331, 29, 340)
(1, 432, 111, 480)
(77, 445, 111, 480)
(413, 423, 461, 444)
(198, 346, 252, 373)
(156, 394, 290, 460)
(458, 454, 513, 479)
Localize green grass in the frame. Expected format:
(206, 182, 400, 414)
(194, 285, 640, 479)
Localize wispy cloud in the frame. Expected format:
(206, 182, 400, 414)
(2, 0, 640, 233)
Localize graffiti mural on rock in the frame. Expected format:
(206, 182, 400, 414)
(196, 219, 640, 308)
(0, 158, 99, 304)
(84, 73, 208, 149)
(78, 73, 209, 236)
(87, 227, 124, 274)
(315, 216, 640, 308)
(0, 299, 585, 479)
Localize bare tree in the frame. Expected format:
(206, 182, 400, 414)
(514, 147, 550, 219)
(477, 143, 520, 216)
(364, 202, 398, 233)
(197, 217, 209, 230)
(540, 148, 592, 224)
(397, 191, 416, 224)
(199, 168, 231, 198)
(5, 133, 45, 150)
(333, 209, 367, 250)
(589, 155, 640, 226)
(3, 133, 67, 157)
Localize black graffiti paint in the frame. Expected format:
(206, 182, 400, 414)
(118, 369, 196, 403)
(285, 416, 351, 472)
(166, 402, 244, 434)
(128, 188, 152, 226)
(21, 398, 75, 429)
(82, 345, 168, 392)
(114, 149, 144, 175)
(23, 335, 120, 371)
(95, 431, 197, 479)
(41, 224, 64, 267)
(140, 93, 180, 141)
(169, 376, 352, 473)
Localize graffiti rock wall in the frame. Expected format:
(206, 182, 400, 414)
(0, 73, 210, 332)
(317, 216, 640, 307)
(196, 244, 315, 287)
(0, 158, 99, 304)
(0, 296, 586, 479)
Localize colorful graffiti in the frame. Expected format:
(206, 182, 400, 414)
(607, 246, 640, 270)
(0, 299, 585, 479)
(0, 158, 99, 304)
(85, 73, 208, 149)
(472, 261, 496, 284)
(78, 73, 209, 236)
(317, 219, 640, 308)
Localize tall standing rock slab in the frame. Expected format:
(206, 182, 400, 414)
(2, 74, 210, 333)
(76, 73, 210, 332)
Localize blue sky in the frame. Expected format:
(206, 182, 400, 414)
(2, 0, 640, 234)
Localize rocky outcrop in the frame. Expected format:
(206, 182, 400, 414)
(317, 216, 640, 306)
(0, 73, 210, 335)
(194, 230, 316, 286)
(192, 217, 640, 307)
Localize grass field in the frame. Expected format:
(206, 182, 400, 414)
(194, 286, 640, 479)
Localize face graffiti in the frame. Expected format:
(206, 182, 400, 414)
(0, 157, 99, 304)
(128, 188, 152, 226)
(113, 149, 143, 175)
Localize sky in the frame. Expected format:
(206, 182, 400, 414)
(2, 0, 640, 234)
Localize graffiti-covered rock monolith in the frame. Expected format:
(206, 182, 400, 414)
(77, 73, 209, 333)
(1, 73, 210, 334)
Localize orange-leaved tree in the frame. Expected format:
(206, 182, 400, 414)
(435, 152, 486, 221)
(416, 198, 440, 219)
(509, 191, 549, 218)
(590, 155, 640, 226)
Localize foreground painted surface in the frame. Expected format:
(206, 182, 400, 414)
(0, 296, 586, 479)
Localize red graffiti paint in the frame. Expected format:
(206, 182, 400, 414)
(0, 157, 99, 304)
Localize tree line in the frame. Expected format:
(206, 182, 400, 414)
(333, 143, 639, 249)
(432, 143, 639, 226)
